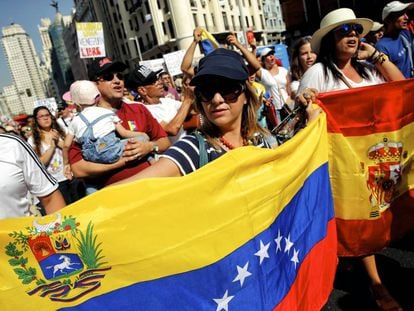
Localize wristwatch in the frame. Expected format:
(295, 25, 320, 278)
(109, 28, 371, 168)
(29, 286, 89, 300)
(152, 142, 159, 153)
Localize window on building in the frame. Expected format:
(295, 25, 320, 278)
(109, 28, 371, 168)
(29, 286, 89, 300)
(139, 37, 144, 51)
(150, 26, 158, 45)
(156, 0, 160, 9)
(121, 44, 126, 55)
(124, 0, 128, 10)
(128, 19, 133, 31)
(245, 16, 249, 27)
(222, 12, 229, 29)
(26, 89, 32, 97)
(231, 15, 235, 29)
(164, 1, 170, 14)
(211, 13, 216, 29)
(113, 12, 118, 23)
(162, 21, 166, 35)
(109, 0, 114, 6)
(203, 14, 208, 27)
(145, 1, 150, 13)
(193, 13, 198, 27)
(167, 19, 176, 37)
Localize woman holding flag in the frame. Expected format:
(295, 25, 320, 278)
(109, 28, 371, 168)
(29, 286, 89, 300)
(297, 8, 404, 311)
(117, 47, 319, 178)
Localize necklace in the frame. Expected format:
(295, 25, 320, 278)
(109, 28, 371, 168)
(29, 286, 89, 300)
(219, 136, 247, 150)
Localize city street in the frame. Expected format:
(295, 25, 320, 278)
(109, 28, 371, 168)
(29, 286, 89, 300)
(323, 232, 414, 310)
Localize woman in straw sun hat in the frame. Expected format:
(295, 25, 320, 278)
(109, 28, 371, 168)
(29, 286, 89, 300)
(297, 7, 404, 311)
(298, 8, 403, 94)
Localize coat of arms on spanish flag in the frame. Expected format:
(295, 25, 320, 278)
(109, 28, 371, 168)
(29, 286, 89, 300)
(318, 79, 414, 257)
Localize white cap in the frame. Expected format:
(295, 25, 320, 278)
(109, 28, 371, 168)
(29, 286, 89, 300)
(69, 80, 100, 106)
(371, 22, 384, 32)
(259, 47, 274, 58)
(382, 1, 414, 21)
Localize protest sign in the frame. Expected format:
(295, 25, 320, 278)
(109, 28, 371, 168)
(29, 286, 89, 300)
(76, 23, 106, 59)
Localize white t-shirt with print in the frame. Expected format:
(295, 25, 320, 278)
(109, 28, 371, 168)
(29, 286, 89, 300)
(28, 136, 67, 183)
(0, 134, 58, 219)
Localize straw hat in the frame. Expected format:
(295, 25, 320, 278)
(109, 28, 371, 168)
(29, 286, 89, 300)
(311, 8, 373, 53)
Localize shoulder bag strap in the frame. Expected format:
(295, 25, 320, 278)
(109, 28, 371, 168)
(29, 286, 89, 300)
(338, 74, 353, 89)
(193, 131, 208, 168)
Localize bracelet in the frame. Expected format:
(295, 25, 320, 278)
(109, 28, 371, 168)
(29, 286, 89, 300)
(367, 49, 379, 62)
(371, 52, 388, 65)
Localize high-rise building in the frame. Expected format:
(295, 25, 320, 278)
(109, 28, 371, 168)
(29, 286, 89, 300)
(49, 12, 74, 97)
(1, 23, 46, 115)
(38, 18, 59, 99)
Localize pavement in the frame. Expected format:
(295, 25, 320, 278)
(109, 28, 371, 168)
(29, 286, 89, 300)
(322, 232, 414, 310)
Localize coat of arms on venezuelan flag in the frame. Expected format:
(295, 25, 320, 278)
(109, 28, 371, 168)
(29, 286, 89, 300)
(4, 214, 110, 302)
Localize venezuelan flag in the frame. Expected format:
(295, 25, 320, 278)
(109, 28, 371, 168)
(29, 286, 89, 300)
(200, 28, 220, 55)
(318, 79, 414, 257)
(0, 116, 336, 310)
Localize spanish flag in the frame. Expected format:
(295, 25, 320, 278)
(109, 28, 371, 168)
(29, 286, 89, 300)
(200, 28, 220, 55)
(0, 116, 336, 310)
(318, 79, 414, 257)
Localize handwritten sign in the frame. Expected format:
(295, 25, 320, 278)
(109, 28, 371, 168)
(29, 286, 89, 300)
(163, 50, 185, 76)
(76, 23, 106, 59)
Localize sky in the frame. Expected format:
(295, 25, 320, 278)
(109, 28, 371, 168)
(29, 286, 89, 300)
(0, 0, 74, 89)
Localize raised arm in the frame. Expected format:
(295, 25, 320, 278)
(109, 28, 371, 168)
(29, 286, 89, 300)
(227, 33, 261, 73)
(181, 27, 203, 77)
(358, 42, 405, 82)
(160, 86, 194, 136)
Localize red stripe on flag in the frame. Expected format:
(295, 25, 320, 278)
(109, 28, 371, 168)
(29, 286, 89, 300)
(336, 188, 414, 257)
(318, 79, 414, 136)
(274, 219, 337, 311)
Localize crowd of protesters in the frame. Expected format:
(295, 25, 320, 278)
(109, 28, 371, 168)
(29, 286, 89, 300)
(1, 1, 414, 309)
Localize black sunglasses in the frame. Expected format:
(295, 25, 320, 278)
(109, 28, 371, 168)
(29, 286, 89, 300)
(196, 83, 245, 103)
(98, 72, 124, 81)
(334, 23, 364, 36)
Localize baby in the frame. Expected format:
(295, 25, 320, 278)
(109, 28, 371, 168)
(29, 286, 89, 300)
(63, 80, 149, 194)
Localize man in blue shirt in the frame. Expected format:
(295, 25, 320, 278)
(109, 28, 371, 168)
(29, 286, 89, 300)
(376, 1, 414, 78)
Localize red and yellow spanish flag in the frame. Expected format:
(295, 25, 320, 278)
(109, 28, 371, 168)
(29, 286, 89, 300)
(318, 79, 414, 257)
(0, 116, 336, 310)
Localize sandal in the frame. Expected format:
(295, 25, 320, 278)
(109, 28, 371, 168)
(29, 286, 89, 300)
(370, 283, 403, 311)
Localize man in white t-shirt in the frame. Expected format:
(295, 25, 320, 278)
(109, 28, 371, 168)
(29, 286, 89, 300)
(0, 134, 66, 219)
(126, 65, 193, 143)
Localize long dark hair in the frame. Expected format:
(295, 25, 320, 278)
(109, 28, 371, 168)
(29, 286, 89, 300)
(194, 81, 267, 148)
(317, 31, 369, 83)
(32, 106, 66, 156)
(290, 36, 313, 81)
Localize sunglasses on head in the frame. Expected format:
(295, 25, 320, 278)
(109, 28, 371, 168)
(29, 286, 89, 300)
(334, 23, 364, 36)
(196, 83, 245, 102)
(98, 72, 124, 81)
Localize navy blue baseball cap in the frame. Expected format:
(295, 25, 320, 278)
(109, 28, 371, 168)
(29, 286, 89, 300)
(190, 48, 249, 86)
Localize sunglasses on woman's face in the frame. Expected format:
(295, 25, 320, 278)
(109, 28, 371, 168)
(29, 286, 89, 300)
(196, 83, 245, 103)
(98, 72, 124, 81)
(334, 23, 364, 36)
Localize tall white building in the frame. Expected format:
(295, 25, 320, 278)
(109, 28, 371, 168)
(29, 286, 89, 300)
(1, 23, 46, 115)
